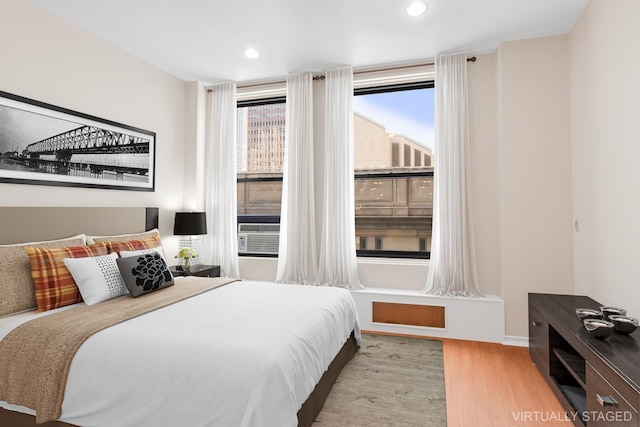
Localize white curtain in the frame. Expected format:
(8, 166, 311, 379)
(424, 54, 482, 297)
(317, 67, 362, 289)
(204, 82, 240, 279)
(276, 73, 318, 285)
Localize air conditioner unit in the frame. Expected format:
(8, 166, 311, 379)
(237, 223, 280, 254)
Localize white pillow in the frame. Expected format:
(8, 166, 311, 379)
(63, 253, 128, 305)
(120, 246, 166, 260)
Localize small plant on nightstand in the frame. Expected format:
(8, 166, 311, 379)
(176, 247, 197, 271)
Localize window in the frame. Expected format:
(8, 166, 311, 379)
(391, 143, 399, 167)
(236, 97, 286, 256)
(235, 76, 435, 260)
(404, 144, 411, 166)
(375, 237, 383, 251)
(353, 81, 435, 259)
(359, 237, 367, 250)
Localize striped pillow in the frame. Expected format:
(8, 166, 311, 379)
(26, 243, 108, 313)
(88, 229, 160, 245)
(102, 236, 163, 256)
(0, 235, 86, 317)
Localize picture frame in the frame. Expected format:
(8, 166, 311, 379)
(0, 90, 155, 191)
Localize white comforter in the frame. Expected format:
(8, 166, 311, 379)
(0, 279, 361, 427)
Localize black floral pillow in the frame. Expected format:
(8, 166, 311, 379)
(116, 253, 174, 297)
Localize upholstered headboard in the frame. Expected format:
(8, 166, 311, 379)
(0, 207, 158, 245)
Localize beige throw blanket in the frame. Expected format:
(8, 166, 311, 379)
(0, 276, 235, 424)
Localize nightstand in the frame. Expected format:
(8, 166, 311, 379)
(170, 264, 220, 278)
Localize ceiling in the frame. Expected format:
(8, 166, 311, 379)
(30, 0, 589, 85)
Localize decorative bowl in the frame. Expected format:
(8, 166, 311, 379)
(600, 306, 627, 321)
(583, 318, 615, 339)
(576, 308, 602, 322)
(608, 315, 639, 335)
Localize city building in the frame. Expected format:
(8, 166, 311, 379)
(237, 106, 434, 253)
(237, 103, 286, 173)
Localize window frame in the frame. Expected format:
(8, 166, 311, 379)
(237, 97, 286, 258)
(353, 81, 435, 260)
(236, 81, 435, 261)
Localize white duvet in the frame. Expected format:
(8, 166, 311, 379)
(0, 279, 361, 427)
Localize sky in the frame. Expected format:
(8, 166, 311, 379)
(353, 87, 435, 150)
(0, 104, 79, 153)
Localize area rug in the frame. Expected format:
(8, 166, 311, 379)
(314, 333, 447, 426)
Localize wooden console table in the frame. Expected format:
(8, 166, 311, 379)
(528, 293, 639, 426)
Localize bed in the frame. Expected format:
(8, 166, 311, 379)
(0, 207, 360, 427)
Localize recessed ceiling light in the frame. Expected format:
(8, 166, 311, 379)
(405, 1, 428, 17)
(243, 48, 259, 59)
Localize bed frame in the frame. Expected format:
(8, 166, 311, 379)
(0, 206, 357, 427)
(0, 207, 158, 245)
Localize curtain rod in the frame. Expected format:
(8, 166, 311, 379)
(312, 56, 476, 81)
(207, 56, 476, 91)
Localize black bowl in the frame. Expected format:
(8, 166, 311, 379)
(608, 315, 638, 335)
(583, 318, 614, 339)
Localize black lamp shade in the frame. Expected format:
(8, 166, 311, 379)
(173, 212, 207, 235)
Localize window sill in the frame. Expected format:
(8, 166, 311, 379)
(357, 257, 429, 266)
(237, 255, 430, 265)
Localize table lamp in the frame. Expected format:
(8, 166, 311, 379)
(174, 212, 207, 268)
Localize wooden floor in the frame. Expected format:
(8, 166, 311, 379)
(442, 338, 573, 427)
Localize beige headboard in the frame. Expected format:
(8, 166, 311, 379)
(0, 207, 159, 245)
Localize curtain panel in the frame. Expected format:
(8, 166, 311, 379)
(205, 82, 240, 279)
(424, 54, 482, 297)
(317, 67, 363, 289)
(276, 73, 318, 284)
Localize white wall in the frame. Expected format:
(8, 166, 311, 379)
(569, 0, 640, 318)
(183, 82, 208, 212)
(0, 0, 188, 257)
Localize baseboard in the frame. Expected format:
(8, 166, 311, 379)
(503, 335, 528, 347)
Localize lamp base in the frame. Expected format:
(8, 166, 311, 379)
(178, 236, 202, 266)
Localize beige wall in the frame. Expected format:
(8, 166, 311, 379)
(569, 0, 640, 319)
(496, 36, 575, 338)
(467, 54, 501, 302)
(0, 0, 188, 257)
(466, 37, 575, 338)
(465, 2, 640, 338)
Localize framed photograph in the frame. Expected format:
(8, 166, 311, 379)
(0, 90, 155, 191)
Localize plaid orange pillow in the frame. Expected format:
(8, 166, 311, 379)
(26, 243, 108, 313)
(102, 236, 162, 255)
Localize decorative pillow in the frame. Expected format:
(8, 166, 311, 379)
(117, 253, 174, 297)
(119, 246, 166, 260)
(102, 236, 163, 256)
(26, 243, 108, 312)
(0, 234, 86, 317)
(63, 253, 128, 305)
(88, 229, 160, 245)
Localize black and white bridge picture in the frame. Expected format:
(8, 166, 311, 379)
(0, 90, 155, 191)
